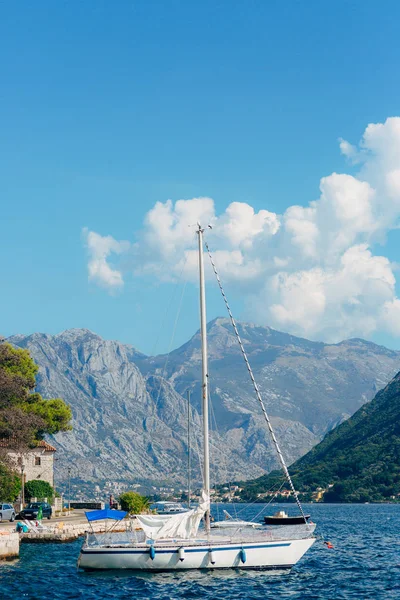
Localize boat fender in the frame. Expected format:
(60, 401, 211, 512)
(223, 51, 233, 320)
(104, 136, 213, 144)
(149, 545, 156, 560)
(209, 550, 216, 565)
(240, 548, 246, 564)
(178, 547, 185, 562)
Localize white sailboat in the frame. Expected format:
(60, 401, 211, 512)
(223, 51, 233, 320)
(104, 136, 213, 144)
(78, 225, 316, 571)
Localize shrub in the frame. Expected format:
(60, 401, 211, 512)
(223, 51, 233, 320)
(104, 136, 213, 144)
(119, 491, 150, 514)
(24, 480, 54, 503)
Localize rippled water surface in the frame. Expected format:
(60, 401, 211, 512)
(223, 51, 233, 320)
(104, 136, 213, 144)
(1, 503, 400, 599)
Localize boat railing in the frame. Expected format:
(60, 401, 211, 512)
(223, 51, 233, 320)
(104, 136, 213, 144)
(85, 522, 315, 548)
(86, 530, 145, 547)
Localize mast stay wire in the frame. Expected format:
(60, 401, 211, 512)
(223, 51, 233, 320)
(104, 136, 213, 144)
(148, 230, 197, 359)
(207, 390, 239, 520)
(149, 231, 208, 486)
(249, 480, 288, 523)
(207, 401, 287, 522)
(189, 394, 204, 488)
(152, 254, 189, 412)
(144, 244, 208, 490)
(235, 479, 288, 522)
(207, 391, 295, 522)
(204, 239, 309, 525)
(207, 394, 219, 521)
(149, 257, 187, 358)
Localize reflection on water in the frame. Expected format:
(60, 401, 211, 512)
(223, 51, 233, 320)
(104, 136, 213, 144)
(84, 566, 290, 585)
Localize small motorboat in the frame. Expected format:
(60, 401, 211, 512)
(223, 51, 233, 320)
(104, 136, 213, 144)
(211, 510, 262, 529)
(264, 510, 310, 525)
(150, 501, 189, 515)
(211, 519, 262, 529)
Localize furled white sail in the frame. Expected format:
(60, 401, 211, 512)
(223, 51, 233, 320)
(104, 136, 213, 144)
(137, 491, 210, 540)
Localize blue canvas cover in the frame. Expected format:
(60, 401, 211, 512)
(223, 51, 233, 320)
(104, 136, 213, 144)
(85, 508, 127, 522)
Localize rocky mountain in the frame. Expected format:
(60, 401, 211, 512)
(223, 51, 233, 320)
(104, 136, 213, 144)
(137, 318, 400, 436)
(239, 370, 400, 503)
(9, 319, 400, 490)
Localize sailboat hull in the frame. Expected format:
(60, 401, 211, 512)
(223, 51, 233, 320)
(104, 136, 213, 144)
(78, 537, 315, 571)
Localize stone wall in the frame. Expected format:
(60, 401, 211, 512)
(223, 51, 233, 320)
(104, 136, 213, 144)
(21, 520, 138, 543)
(0, 532, 19, 559)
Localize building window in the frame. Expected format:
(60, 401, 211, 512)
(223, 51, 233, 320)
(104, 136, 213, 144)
(35, 456, 41, 466)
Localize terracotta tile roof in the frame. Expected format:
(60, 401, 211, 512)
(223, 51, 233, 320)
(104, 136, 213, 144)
(0, 439, 57, 452)
(36, 440, 57, 452)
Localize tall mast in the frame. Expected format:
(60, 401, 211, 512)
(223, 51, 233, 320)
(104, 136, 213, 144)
(187, 389, 191, 509)
(197, 224, 210, 533)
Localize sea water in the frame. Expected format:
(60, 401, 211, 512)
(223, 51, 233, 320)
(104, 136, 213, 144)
(1, 503, 399, 599)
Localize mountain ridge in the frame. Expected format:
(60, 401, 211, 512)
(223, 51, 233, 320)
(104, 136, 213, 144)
(8, 320, 400, 492)
(136, 318, 399, 435)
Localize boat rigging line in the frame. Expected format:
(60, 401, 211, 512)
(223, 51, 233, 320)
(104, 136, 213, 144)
(204, 238, 309, 525)
(152, 257, 189, 411)
(207, 389, 239, 521)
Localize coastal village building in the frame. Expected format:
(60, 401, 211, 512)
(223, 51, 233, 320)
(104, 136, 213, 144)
(0, 440, 56, 488)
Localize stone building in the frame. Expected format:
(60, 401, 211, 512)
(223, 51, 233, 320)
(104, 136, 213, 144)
(19, 441, 56, 487)
(0, 440, 56, 488)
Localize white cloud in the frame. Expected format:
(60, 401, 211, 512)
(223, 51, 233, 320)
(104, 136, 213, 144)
(132, 198, 278, 282)
(143, 197, 215, 258)
(83, 228, 129, 290)
(219, 202, 280, 248)
(260, 244, 396, 341)
(284, 204, 319, 259)
(339, 138, 362, 164)
(83, 117, 400, 342)
(380, 299, 400, 336)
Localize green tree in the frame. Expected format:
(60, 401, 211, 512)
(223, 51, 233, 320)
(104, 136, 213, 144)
(0, 462, 21, 502)
(24, 480, 54, 503)
(0, 341, 73, 500)
(26, 397, 73, 436)
(119, 491, 150, 514)
(0, 342, 72, 446)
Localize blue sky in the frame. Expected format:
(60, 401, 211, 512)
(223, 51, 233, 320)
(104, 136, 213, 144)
(2, 0, 400, 354)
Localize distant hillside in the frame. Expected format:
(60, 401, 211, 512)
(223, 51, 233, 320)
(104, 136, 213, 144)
(239, 371, 400, 503)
